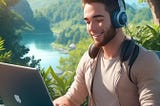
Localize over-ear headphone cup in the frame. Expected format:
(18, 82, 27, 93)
(111, 0, 127, 28)
(111, 10, 127, 28)
(89, 44, 100, 58)
(119, 12, 127, 25)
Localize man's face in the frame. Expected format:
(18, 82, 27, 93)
(83, 2, 116, 47)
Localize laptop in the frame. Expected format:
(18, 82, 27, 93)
(0, 62, 53, 106)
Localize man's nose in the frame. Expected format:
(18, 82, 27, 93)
(88, 22, 97, 31)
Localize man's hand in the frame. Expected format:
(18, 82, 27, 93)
(53, 96, 74, 106)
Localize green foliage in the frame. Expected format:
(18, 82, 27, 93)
(46, 37, 92, 105)
(0, 37, 11, 62)
(131, 8, 152, 24)
(0, 1, 40, 67)
(29, 56, 41, 68)
(40, 66, 75, 100)
(125, 24, 160, 50)
(34, 0, 152, 46)
(0, 0, 19, 7)
(35, 0, 88, 46)
(5, 0, 20, 7)
(55, 26, 88, 46)
(0, 0, 6, 6)
(58, 38, 92, 72)
(138, 0, 146, 3)
(54, 38, 92, 105)
(0, 38, 4, 51)
(32, 10, 51, 32)
(126, 4, 152, 25)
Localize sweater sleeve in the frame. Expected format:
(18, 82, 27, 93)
(135, 51, 160, 106)
(64, 52, 89, 105)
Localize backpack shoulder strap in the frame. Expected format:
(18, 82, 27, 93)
(128, 44, 139, 83)
(120, 38, 139, 83)
(120, 38, 136, 62)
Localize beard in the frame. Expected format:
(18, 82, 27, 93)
(93, 26, 116, 47)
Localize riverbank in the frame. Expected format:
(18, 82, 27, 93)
(51, 43, 69, 54)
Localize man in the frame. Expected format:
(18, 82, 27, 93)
(53, 0, 160, 105)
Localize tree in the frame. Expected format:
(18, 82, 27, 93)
(0, 0, 40, 67)
(58, 38, 92, 72)
(138, 0, 160, 25)
(5, 0, 19, 7)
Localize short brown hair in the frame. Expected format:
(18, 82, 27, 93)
(82, 0, 121, 14)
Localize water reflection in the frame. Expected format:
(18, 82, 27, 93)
(21, 32, 67, 72)
(25, 43, 67, 72)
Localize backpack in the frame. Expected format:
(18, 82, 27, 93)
(88, 39, 160, 83)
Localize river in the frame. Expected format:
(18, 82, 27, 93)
(21, 32, 68, 72)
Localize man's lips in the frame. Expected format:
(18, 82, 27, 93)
(92, 32, 104, 38)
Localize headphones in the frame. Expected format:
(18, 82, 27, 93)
(111, 0, 127, 28)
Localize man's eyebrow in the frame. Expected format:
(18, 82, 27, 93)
(84, 15, 104, 20)
(93, 15, 104, 18)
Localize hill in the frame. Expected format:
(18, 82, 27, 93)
(12, 0, 152, 46)
(11, 0, 52, 33)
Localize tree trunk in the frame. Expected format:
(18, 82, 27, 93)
(147, 0, 160, 25)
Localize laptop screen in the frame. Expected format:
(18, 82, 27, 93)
(0, 62, 53, 106)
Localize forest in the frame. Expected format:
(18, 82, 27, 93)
(12, 0, 153, 46)
(0, 0, 160, 105)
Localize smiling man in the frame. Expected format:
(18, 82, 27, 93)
(83, 3, 117, 48)
(53, 0, 160, 106)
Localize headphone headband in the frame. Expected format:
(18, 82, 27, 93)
(118, 0, 125, 12)
(111, 0, 127, 28)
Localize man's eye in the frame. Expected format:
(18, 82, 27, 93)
(96, 19, 103, 22)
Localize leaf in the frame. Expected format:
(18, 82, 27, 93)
(48, 66, 65, 91)
(0, 38, 5, 51)
(0, 0, 6, 6)
(146, 25, 157, 37)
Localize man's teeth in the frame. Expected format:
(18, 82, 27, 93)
(93, 33, 102, 37)
(94, 34, 100, 37)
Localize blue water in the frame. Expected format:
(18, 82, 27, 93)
(25, 43, 67, 71)
(21, 32, 68, 72)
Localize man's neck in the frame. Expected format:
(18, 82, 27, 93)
(102, 29, 126, 59)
